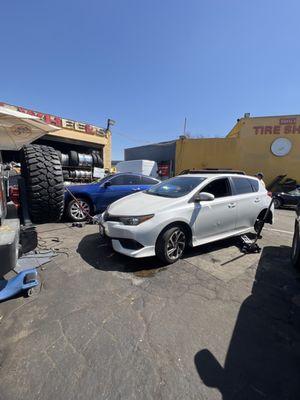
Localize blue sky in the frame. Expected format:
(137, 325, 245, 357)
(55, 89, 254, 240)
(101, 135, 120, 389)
(1, 0, 299, 159)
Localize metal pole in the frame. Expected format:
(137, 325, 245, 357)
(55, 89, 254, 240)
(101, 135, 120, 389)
(183, 117, 187, 135)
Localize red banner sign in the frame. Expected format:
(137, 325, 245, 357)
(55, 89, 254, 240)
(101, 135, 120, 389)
(0, 102, 105, 137)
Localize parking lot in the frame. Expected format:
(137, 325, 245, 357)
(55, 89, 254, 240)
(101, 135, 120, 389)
(0, 209, 299, 400)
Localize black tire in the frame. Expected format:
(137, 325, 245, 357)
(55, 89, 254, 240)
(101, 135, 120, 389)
(91, 153, 98, 166)
(66, 198, 92, 222)
(291, 220, 300, 270)
(254, 219, 264, 235)
(96, 154, 104, 168)
(56, 150, 62, 162)
(156, 226, 186, 264)
(63, 170, 69, 180)
(21, 144, 64, 223)
(273, 197, 282, 209)
(69, 150, 79, 166)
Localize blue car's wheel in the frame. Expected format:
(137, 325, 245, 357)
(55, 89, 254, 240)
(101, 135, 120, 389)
(67, 198, 91, 222)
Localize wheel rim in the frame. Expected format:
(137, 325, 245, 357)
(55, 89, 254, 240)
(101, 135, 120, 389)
(70, 200, 90, 220)
(166, 229, 186, 260)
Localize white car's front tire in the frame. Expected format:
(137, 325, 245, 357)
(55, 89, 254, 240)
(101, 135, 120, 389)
(156, 226, 187, 264)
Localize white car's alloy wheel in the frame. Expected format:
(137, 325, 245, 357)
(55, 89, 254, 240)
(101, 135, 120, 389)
(166, 229, 186, 260)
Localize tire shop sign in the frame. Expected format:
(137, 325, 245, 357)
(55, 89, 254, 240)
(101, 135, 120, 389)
(0, 102, 107, 137)
(253, 118, 300, 135)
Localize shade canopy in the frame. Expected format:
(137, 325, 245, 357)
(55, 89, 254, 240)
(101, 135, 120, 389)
(0, 106, 60, 151)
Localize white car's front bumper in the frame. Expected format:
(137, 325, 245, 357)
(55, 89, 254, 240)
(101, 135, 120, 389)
(99, 214, 157, 258)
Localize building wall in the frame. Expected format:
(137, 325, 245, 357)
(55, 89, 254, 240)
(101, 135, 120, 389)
(125, 141, 176, 163)
(175, 115, 300, 186)
(176, 137, 240, 173)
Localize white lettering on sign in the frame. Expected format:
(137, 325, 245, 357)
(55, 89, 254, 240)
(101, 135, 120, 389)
(280, 118, 296, 125)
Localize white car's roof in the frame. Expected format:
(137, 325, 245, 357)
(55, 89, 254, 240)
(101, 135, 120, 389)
(179, 173, 258, 180)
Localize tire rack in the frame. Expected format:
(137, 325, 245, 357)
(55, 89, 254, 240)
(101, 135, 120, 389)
(62, 165, 94, 183)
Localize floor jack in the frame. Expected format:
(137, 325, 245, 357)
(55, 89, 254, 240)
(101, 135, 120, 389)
(0, 269, 39, 301)
(240, 197, 275, 254)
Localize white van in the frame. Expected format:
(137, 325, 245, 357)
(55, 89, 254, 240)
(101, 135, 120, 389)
(116, 160, 158, 177)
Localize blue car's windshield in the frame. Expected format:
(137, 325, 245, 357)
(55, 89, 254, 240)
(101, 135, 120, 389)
(146, 176, 206, 198)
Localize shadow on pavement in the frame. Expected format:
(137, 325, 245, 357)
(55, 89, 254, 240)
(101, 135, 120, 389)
(194, 245, 300, 399)
(77, 231, 257, 275)
(77, 233, 164, 274)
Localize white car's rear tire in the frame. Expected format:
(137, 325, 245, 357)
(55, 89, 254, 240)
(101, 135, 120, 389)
(156, 226, 186, 264)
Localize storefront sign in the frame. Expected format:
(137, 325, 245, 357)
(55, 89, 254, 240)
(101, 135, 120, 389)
(0, 102, 106, 137)
(253, 123, 300, 135)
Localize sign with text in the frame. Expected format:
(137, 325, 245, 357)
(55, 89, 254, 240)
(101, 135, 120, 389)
(253, 121, 300, 135)
(0, 102, 106, 137)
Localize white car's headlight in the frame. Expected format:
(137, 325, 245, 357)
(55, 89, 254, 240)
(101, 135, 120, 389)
(119, 214, 154, 226)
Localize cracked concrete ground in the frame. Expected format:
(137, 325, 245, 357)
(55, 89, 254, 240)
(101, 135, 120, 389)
(0, 209, 300, 400)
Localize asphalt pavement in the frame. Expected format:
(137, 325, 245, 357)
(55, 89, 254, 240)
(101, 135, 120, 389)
(0, 209, 299, 400)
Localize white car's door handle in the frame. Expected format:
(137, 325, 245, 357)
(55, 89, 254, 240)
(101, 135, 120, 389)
(254, 198, 260, 203)
(228, 203, 236, 208)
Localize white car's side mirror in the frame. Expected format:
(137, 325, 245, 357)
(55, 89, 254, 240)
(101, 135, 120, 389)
(194, 192, 215, 202)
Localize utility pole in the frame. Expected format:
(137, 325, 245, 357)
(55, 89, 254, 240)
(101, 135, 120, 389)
(183, 117, 187, 136)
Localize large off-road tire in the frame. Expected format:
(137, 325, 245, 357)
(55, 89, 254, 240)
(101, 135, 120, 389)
(21, 144, 64, 223)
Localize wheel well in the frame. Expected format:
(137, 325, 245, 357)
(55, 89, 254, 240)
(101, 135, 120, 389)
(257, 208, 273, 224)
(156, 221, 193, 247)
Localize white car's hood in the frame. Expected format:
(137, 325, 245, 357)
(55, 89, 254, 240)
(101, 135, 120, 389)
(108, 191, 180, 216)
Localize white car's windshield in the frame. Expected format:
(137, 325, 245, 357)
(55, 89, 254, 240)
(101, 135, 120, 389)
(146, 176, 206, 198)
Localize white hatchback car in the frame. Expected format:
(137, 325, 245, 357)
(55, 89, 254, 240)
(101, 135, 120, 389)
(100, 173, 273, 264)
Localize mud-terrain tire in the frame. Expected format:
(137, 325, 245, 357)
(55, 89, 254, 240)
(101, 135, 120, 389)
(21, 144, 64, 223)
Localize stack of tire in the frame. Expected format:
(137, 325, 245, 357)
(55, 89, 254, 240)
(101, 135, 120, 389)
(21, 145, 64, 224)
(57, 150, 103, 180)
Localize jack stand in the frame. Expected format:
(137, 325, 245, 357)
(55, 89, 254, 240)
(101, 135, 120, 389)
(239, 197, 275, 254)
(0, 268, 39, 301)
(240, 235, 261, 253)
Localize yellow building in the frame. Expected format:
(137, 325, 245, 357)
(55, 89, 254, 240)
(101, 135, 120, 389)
(175, 114, 300, 186)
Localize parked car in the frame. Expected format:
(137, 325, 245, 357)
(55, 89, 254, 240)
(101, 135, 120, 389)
(272, 187, 300, 209)
(99, 173, 273, 264)
(65, 173, 160, 221)
(291, 203, 300, 270)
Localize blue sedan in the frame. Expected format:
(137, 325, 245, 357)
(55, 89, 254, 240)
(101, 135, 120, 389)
(65, 173, 160, 221)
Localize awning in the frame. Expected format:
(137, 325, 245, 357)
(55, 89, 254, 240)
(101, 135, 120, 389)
(0, 106, 60, 151)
